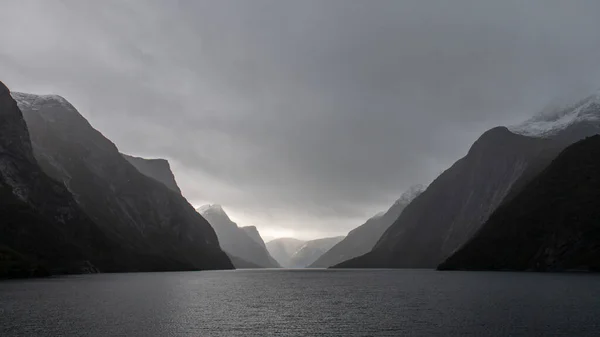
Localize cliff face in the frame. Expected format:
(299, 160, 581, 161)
(0, 81, 116, 277)
(335, 127, 563, 268)
(440, 136, 600, 271)
(122, 154, 181, 194)
(15, 91, 233, 272)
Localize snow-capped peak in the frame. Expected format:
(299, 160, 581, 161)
(11, 92, 74, 111)
(197, 204, 225, 215)
(394, 184, 425, 206)
(509, 91, 600, 138)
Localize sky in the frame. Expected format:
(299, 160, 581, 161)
(2, 0, 600, 240)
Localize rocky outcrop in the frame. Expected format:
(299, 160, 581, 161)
(122, 154, 181, 194)
(439, 136, 600, 271)
(242, 226, 267, 248)
(14, 91, 233, 272)
(310, 186, 423, 268)
(198, 205, 280, 268)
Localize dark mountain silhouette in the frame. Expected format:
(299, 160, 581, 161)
(123, 156, 277, 269)
(439, 136, 600, 271)
(336, 94, 600, 269)
(14, 91, 233, 272)
(310, 186, 424, 268)
(266, 238, 306, 268)
(0, 81, 121, 278)
(335, 127, 564, 268)
(198, 205, 280, 268)
(122, 154, 181, 194)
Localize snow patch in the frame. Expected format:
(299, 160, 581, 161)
(197, 204, 225, 214)
(509, 92, 600, 137)
(11, 92, 74, 112)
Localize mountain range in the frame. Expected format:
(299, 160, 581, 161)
(310, 185, 424, 268)
(4, 76, 600, 276)
(198, 204, 280, 268)
(334, 92, 600, 270)
(267, 236, 344, 268)
(265, 238, 307, 268)
(9, 87, 233, 274)
(122, 155, 276, 269)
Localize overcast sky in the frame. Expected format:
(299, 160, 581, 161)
(2, 0, 600, 239)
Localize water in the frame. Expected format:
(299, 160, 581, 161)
(1, 269, 600, 336)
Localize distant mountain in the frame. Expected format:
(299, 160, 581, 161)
(198, 205, 280, 268)
(266, 238, 307, 268)
(14, 91, 233, 272)
(289, 236, 344, 268)
(122, 154, 181, 194)
(0, 81, 119, 278)
(310, 185, 424, 268)
(439, 135, 600, 271)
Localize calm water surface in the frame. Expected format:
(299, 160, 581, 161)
(1, 269, 600, 336)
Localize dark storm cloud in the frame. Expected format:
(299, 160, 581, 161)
(2, 0, 600, 238)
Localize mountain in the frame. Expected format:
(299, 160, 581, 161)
(289, 236, 345, 268)
(226, 253, 262, 269)
(335, 92, 600, 269)
(122, 154, 181, 194)
(266, 238, 307, 268)
(198, 205, 280, 268)
(439, 135, 600, 271)
(0, 81, 121, 278)
(124, 157, 278, 269)
(510, 92, 600, 138)
(14, 91, 233, 272)
(335, 127, 563, 268)
(309, 185, 424, 268)
(242, 226, 268, 248)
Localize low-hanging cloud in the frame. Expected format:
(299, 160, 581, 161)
(2, 0, 600, 239)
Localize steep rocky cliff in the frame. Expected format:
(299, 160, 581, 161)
(14, 91, 233, 272)
(0, 81, 118, 277)
(335, 127, 561, 268)
(199, 205, 280, 268)
(122, 154, 181, 194)
(439, 136, 600, 271)
(336, 93, 600, 269)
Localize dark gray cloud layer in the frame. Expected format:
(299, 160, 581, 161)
(2, 0, 600, 238)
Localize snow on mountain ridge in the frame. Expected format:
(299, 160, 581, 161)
(394, 184, 425, 206)
(11, 92, 73, 111)
(510, 92, 600, 137)
(197, 204, 231, 221)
